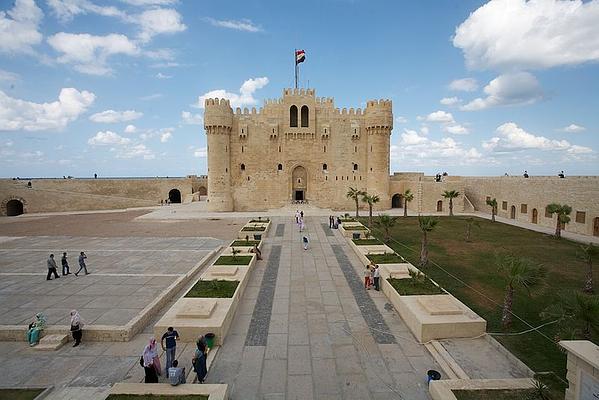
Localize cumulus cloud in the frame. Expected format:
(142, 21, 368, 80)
(90, 110, 143, 123)
(88, 130, 131, 145)
(139, 93, 162, 101)
(561, 124, 585, 133)
(137, 8, 186, 42)
(440, 97, 461, 106)
(395, 116, 408, 124)
(0, 69, 19, 82)
(156, 72, 172, 79)
(47, 0, 126, 23)
(483, 122, 592, 154)
(393, 130, 482, 165)
(453, 0, 599, 71)
(426, 111, 455, 123)
(0, 0, 43, 55)
(124, 124, 137, 133)
(181, 111, 203, 125)
(444, 124, 469, 135)
(194, 77, 269, 109)
(192, 146, 207, 158)
(205, 17, 262, 32)
(115, 143, 154, 159)
(0, 88, 95, 131)
(448, 78, 478, 92)
(48, 32, 139, 75)
(160, 131, 172, 143)
(119, 0, 176, 5)
(461, 72, 543, 111)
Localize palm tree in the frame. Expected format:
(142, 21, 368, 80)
(496, 254, 545, 329)
(442, 190, 460, 216)
(541, 290, 599, 340)
(486, 198, 498, 222)
(418, 216, 439, 266)
(346, 187, 366, 218)
(375, 214, 398, 243)
(403, 189, 414, 217)
(546, 203, 572, 238)
(578, 243, 598, 294)
(361, 193, 380, 227)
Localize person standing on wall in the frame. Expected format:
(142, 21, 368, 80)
(46, 254, 60, 280)
(61, 252, 70, 275)
(75, 251, 89, 276)
(373, 264, 381, 291)
(70, 310, 83, 347)
(161, 326, 180, 374)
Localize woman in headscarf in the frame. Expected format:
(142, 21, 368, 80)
(142, 342, 158, 383)
(26, 313, 46, 346)
(192, 337, 207, 383)
(148, 338, 162, 376)
(69, 310, 83, 347)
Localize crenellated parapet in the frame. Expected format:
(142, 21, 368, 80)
(204, 98, 233, 130)
(365, 99, 393, 132)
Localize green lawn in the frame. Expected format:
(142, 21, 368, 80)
(106, 396, 208, 400)
(249, 218, 269, 223)
(214, 255, 253, 265)
(241, 226, 266, 231)
(366, 253, 406, 264)
(352, 238, 382, 245)
(230, 240, 261, 247)
(0, 389, 44, 400)
(363, 215, 598, 398)
(452, 389, 539, 400)
(388, 277, 444, 295)
(184, 280, 239, 298)
(343, 225, 368, 230)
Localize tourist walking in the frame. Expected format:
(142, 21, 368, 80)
(26, 313, 46, 346)
(295, 210, 300, 224)
(61, 252, 70, 275)
(142, 343, 159, 383)
(70, 310, 83, 347)
(148, 338, 162, 376)
(75, 251, 89, 276)
(161, 326, 179, 374)
(300, 210, 304, 219)
(329, 215, 333, 228)
(302, 235, 309, 250)
(168, 360, 186, 385)
(46, 254, 60, 280)
(250, 244, 262, 260)
(373, 264, 381, 291)
(192, 338, 207, 383)
(364, 265, 372, 289)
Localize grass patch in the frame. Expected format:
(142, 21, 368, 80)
(366, 215, 599, 398)
(388, 277, 444, 295)
(339, 217, 356, 222)
(249, 218, 269, 223)
(343, 225, 368, 230)
(0, 389, 45, 400)
(352, 238, 382, 245)
(184, 280, 239, 298)
(241, 226, 266, 231)
(106, 395, 209, 400)
(230, 240, 261, 247)
(452, 389, 540, 400)
(214, 255, 253, 265)
(367, 253, 406, 264)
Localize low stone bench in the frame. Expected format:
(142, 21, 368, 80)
(110, 382, 228, 400)
(34, 333, 69, 351)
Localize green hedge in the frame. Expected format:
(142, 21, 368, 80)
(387, 277, 444, 295)
(230, 240, 261, 247)
(184, 280, 239, 298)
(214, 255, 253, 265)
(241, 226, 266, 231)
(367, 253, 406, 264)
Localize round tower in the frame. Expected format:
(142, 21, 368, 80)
(365, 99, 393, 209)
(204, 98, 234, 211)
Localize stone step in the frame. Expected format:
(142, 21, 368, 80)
(34, 333, 69, 351)
(424, 341, 470, 380)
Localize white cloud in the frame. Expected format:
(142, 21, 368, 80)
(0, 88, 95, 131)
(561, 124, 586, 133)
(115, 143, 154, 159)
(448, 78, 478, 92)
(394, 130, 483, 165)
(119, 0, 176, 5)
(192, 146, 207, 158)
(137, 8, 186, 43)
(461, 72, 543, 111)
(444, 124, 469, 135)
(420, 126, 429, 135)
(0, 69, 19, 82)
(453, 0, 599, 71)
(88, 130, 131, 145)
(48, 32, 140, 75)
(139, 93, 162, 101)
(156, 72, 172, 79)
(160, 131, 172, 143)
(0, 0, 43, 55)
(401, 129, 428, 145)
(395, 116, 408, 124)
(205, 17, 262, 32)
(194, 77, 269, 109)
(90, 110, 143, 123)
(483, 122, 592, 154)
(47, 0, 126, 23)
(181, 111, 203, 125)
(124, 124, 137, 133)
(426, 110, 455, 123)
(440, 97, 461, 106)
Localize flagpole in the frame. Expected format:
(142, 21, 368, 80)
(294, 48, 298, 89)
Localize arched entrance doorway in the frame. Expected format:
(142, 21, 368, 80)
(169, 189, 181, 203)
(510, 205, 516, 219)
(292, 166, 307, 201)
(391, 194, 402, 208)
(198, 186, 207, 196)
(6, 199, 23, 216)
(594, 217, 599, 237)
(531, 208, 538, 224)
(436, 200, 443, 212)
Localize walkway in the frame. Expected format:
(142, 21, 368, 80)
(207, 217, 436, 399)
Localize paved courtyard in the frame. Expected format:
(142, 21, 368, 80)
(0, 236, 222, 326)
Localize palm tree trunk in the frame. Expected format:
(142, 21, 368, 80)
(355, 198, 359, 218)
(502, 284, 514, 328)
(449, 199, 454, 216)
(583, 322, 591, 340)
(491, 208, 496, 222)
(385, 227, 390, 243)
(420, 231, 428, 266)
(555, 218, 561, 238)
(583, 260, 594, 294)
(404, 201, 408, 217)
(368, 205, 373, 228)
(465, 223, 471, 242)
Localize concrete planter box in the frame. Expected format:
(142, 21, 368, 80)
(348, 240, 395, 266)
(339, 223, 370, 238)
(429, 378, 535, 400)
(110, 382, 228, 400)
(238, 220, 271, 239)
(379, 263, 418, 279)
(223, 241, 263, 254)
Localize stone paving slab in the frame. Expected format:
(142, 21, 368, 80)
(275, 224, 285, 237)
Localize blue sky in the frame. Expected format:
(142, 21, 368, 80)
(1, 0, 598, 178)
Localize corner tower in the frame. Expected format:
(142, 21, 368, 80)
(365, 99, 393, 208)
(204, 98, 234, 211)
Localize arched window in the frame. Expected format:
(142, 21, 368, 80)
(290, 105, 298, 127)
(301, 105, 309, 127)
(277, 163, 282, 171)
(240, 163, 245, 171)
(353, 164, 358, 171)
(322, 163, 327, 171)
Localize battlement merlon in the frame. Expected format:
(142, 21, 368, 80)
(204, 98, 234, 129)
(365, 99, 393, 130)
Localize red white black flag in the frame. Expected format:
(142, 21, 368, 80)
(296, 49, 306, 64)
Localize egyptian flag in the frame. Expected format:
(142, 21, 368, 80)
(296, 49, 306, 64)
